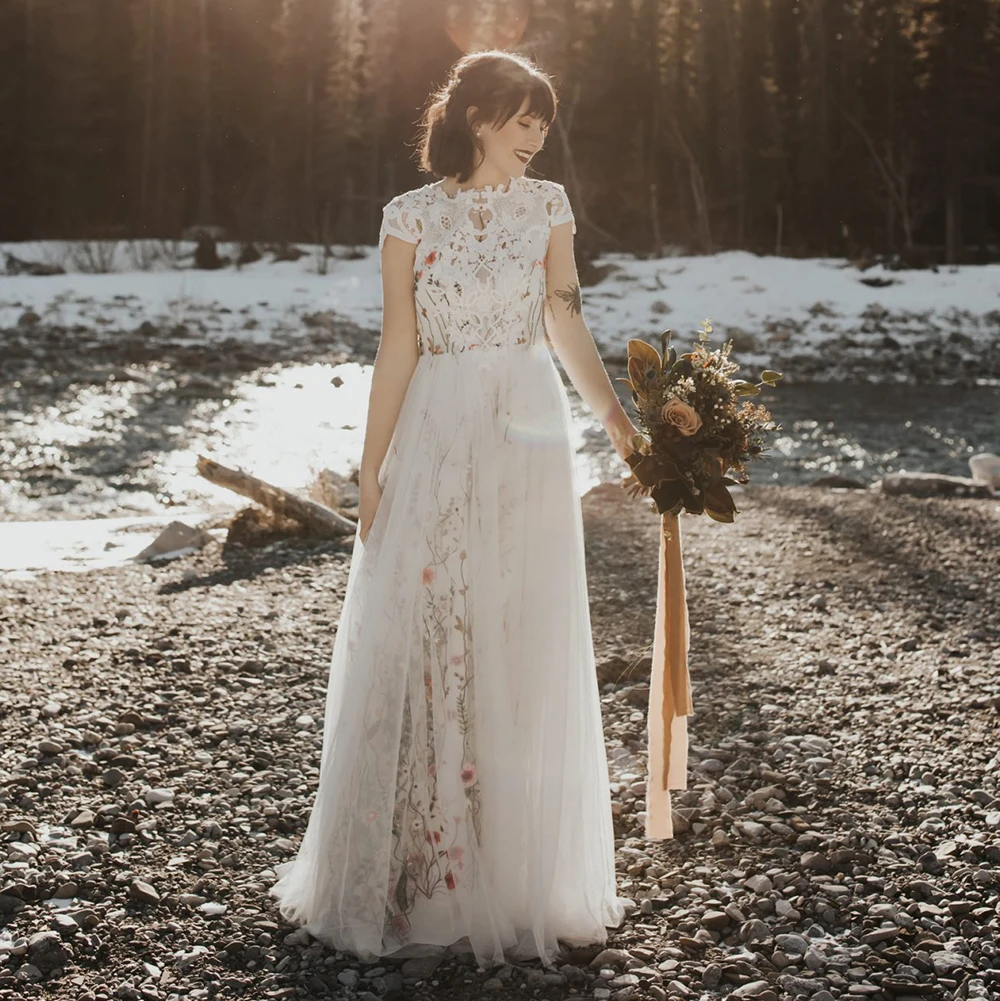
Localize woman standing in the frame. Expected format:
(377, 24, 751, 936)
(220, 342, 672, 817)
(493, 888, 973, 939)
(270, 49, 637, 969)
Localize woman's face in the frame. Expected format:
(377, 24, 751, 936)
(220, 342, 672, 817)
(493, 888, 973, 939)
(475, 96, 548, 179)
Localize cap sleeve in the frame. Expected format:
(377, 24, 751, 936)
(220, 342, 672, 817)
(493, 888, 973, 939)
(379, 193, 422, 250)
(543, 181, 576, 235)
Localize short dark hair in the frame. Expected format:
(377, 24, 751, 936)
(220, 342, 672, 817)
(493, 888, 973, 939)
(418, 51, 557, 182)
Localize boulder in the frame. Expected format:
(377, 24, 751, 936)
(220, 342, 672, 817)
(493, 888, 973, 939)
(968, 452, 1000, 492)
(134, 521, 214, 563)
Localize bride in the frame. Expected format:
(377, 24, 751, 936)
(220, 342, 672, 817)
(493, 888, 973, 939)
(269, 48, 638, 970)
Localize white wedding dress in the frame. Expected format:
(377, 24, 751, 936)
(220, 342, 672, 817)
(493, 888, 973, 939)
(269, 174, 627, 969)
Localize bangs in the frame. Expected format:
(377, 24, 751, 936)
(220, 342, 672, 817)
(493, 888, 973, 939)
(492, 77, 557, 129)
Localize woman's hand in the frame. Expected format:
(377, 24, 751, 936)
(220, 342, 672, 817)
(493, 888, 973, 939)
(358, 474, 383, 544)
(607, 413, 640, 464)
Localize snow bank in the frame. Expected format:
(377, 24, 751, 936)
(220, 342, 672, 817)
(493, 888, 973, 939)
(3, 241, 998, 382)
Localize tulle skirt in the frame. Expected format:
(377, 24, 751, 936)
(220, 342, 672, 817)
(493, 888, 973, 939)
(268, 341, 627, 968)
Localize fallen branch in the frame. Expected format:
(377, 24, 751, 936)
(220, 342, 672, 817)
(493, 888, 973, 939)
(196, 454, 357, 538)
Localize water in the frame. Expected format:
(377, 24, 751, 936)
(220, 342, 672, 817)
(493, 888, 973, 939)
(753, 381, 998, 484)
(1, 355, 996, 573)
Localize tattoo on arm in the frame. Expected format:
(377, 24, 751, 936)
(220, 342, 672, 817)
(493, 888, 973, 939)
(552, 282, 582, 317)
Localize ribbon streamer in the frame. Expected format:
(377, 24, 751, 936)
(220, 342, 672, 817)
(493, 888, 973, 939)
(644, 511, 693, 839)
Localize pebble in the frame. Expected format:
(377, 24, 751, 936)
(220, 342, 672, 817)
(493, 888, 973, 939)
(590, 948, 633, 968)
(128, 879, 160, 904)
(143, 787, 175, 806)
(731, 981, 774, 998)
(930, 950, 977, 975)
(775, 933, 809, 956)
(1, 483, 997, 998)
(700, 909, 729, 930)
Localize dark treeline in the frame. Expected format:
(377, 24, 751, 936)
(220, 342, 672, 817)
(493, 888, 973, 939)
(2, 0, 999, 260)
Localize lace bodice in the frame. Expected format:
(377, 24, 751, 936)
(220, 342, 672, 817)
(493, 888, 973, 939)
(379, 176, 575, 356)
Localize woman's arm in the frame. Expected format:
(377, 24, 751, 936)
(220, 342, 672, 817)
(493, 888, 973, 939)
(357, 233, 420, 540)
(543, 220, 637, 460)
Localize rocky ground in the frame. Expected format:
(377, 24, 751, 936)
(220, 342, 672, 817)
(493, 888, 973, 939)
(1, 484, 998, 1001)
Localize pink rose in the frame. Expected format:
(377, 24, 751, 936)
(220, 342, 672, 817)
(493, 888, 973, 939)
(661, 397, 702, 436)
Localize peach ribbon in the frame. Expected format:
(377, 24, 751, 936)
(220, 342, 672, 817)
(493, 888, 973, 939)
(644, 511, 693, 839)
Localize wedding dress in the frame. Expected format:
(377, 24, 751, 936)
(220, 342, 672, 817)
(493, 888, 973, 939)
(268, 174, 627, 969)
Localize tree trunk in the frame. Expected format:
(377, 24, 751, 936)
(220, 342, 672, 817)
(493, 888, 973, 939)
(195, 0, 214, 226)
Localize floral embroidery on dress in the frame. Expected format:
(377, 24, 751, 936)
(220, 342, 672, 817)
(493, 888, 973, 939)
(379, 177, 574, 358)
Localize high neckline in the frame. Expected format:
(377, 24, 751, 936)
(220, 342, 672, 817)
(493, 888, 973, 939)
(437, 175, 519, 200)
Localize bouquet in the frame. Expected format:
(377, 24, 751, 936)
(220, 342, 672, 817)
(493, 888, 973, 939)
(620, 320, 782, 527)
(621, 321, 782, 841)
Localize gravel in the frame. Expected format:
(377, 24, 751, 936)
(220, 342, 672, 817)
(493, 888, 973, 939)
(1, 483, 998, 1000)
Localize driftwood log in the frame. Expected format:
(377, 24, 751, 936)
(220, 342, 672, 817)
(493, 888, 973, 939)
(196, 454, 357, 538)
(881, 471, 994, 499)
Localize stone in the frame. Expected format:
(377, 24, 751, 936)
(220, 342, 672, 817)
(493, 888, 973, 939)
(731, 981, 773, 998)
(741, 918, 772, 944)
(609, 973, 640, 987)
(337, 969, 360, 988)
(590, 948, 633, 968)
(800, 852, 830, 872)
(128, 880, 160, 904)
(51, 914, 79, 935)
(70, 809, 96, 828)
(702, 964, 723, 988)
(665, 980, 695, 997)
(930, 950, 976, 976)
(700, 909, 730, 931)
(861, 927, 898, 945)
(968, 452, 1000, 491)
(135, 521, 214, 562)
(400, 956, 443, 980)
(775, 933, 809, 956)
(27, 931, 72, 973)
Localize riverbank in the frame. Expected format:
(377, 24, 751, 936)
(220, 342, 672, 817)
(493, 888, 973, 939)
(2, 303, 998, 539)
(1, 484, 998, 999)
